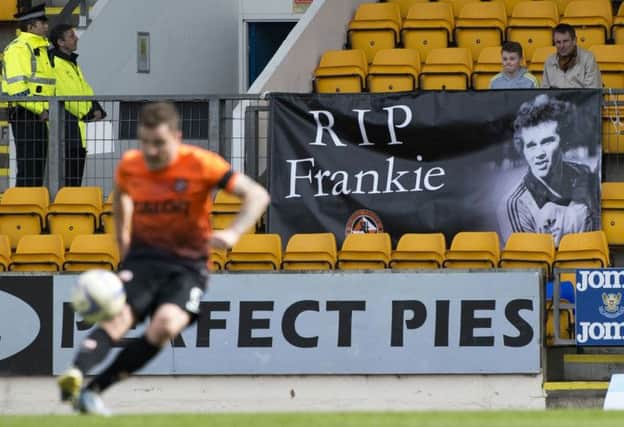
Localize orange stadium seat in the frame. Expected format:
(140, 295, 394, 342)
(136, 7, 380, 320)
(225, 234, 282, 271)
(99, 192, 114, 234)
(314, 49, 368, 93)
(282, 232, 337, 270)
(9, 234, 64, 272)
(47, 187, 102, 250)
(443, 231, 500, 269)
(347, 3, 402, 63)
(0, 186, 49, 249)
(337, 233, 391, 270)
(390, 233, 446, 269)
(367, 48, 421, 92)
(472, 46, 504, 90)
(612, 2, 624, 44)
(506, 1, 558, 61)
(528, 45, 556, 84)
(383, 0, 429, 18)
(601, 182, 624, 245)
(499, 232, 555, 274)
(401, 2, 454, 63)
(0, 234, 10, 271)
(420, 47, 473, 90)
(63, 234, 120, 272)
(454, 1, 507, 62)
(561, 0, 612, 49)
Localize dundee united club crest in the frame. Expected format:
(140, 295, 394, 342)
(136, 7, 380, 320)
(345, 209, 383, 235)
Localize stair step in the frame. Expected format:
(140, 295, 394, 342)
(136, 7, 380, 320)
(564, 354, 624, 364)
(544, 381, 609, 392)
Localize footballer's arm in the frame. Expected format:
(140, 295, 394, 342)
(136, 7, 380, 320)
(113, 186, 134, 260)
(211, 174, 270, 249)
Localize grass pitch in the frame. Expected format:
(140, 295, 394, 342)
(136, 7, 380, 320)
(3, 410, 624, 427)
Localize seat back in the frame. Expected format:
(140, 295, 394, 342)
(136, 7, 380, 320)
(444, 231, 500, 269)
(210, 247, 226, 272)
(47, 187, 102, 249)
(338, 233, 391, 270)
(554, 230, 609, 270)
(283, 232, 337, 270)
(455, 1, 507, 61)
(472, 45, 503, 89)
(100, 192, 115, 234)
(226, 234, 282, 271)
(0, 234, 10, 271)
(602, 114, 624, 154)
(589, 44, 624, 89)
(368, 48, 421, 92)
(439, 0, 480, 18)
(390, 233, 446, 269)
(348, 3, 402, 63)
(420, 47, 473, 90)
(528, 46, 557, 84)
(561, 0, 612, 48)
(499, 232, 555, 272)
(507, 1, 558, 60)
(0, 186, 49, 249)
(10, 234, 64, 272)
(314, 49, 368, 93)
(63, 234, 120, 272)
(402, 2, 454, 62)
(601, 182, 624, 245)
(385, 0, 429, 18)
(612, 2, 624, 44)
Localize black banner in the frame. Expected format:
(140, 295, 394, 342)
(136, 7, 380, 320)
(268, 90, 602, 246)
(0, 276, 53, 375)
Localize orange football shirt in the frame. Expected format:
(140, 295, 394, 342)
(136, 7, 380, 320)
(115, 144, 237, 261)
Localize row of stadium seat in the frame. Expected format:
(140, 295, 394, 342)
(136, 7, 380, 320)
(348, 1, 619, 65)
(0, 187, 247, 251)
(314, 44, 623, 92)
(210, 230, 609, 272)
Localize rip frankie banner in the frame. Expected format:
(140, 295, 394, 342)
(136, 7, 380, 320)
(268, 90, 602, 247)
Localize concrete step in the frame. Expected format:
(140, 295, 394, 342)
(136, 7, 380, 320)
(563, 354, 624, 381)
(544, 381, 608, 408)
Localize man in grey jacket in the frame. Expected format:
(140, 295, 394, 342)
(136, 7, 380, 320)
(542, 24, 601, 89)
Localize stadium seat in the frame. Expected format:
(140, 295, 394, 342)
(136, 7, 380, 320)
(537, 0, 572, 16)
(367, 48, 421, 92)
(472, 46, 504, 90)
(390, 233, 446, 269)
(438, 0, 480, 18)
(545, 299, 574, 345)
(384, 0, 429, 18)
(602, 114, 624, 153)
(0, 186, 49, 249)
(348, 3, 402, 64)
(454, 1, 507, 62)
(9, 234, 64, 272)
(314, 49, 368, 93)
(601, 182, 624, 245)
(99, 192, 114, 234)
(210, 247, 226, 272)
(282, 232, 337, 270)
(561, 0, 612, 49)
(63, 234, 120, 272)
(401, 2, 454, 63)
(47, 187, 102, 250)
(443, 231, 500, 269)
(0, 234, 10, 271)
(528, 46, 556, 84)
(506, 1, 558, 61)
(589, 45, 624, 89)
(420, 47, 473, 90)
(503, 0, 524, 17)
(553, 230, 609, 269)
(499, 232, 555, 274)
(212, 190, 242, 230)
(612, 2, 624, 44)
(225, 234, 282, 271)
(337, 233, 391, 270)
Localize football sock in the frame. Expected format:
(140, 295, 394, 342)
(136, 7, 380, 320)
(86, 335, 160, 393)
(74, 328, 114, 374)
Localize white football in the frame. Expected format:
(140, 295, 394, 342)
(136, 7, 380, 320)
(71, 269, 126, 324)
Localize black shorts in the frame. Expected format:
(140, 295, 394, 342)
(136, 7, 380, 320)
(120, 255, 209, 324)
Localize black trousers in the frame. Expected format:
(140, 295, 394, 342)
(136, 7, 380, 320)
(64, 111, 86, 187)
(9, 106, 48, 187)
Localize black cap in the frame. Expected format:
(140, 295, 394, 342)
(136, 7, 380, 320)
(14, 4, 48, 22)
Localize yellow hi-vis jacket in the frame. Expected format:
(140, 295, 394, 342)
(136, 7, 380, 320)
(51, 50, 96, 148)
(1, 32, 55, 115)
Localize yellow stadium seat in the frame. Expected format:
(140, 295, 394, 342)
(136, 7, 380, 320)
(367, 48, 421, 92)
(390, 233, 446, 269)
(545, 299, 574, 345)
(0, 187, 49, 249)
(589, 44, 624, 89)
(9, 234, 64, 272)
(212, 190, 242, 230)
(443, 231, 500, 269)
(210, 247, 226, 272)
(601, 182, 624, 245)
(507, 1, 558, 61)
(348, 3, 402, 63)
(99, 192, 114, 234)
(314, 49, 368, 93)
(561, 0, 612, 49)
(47, 187, 102, 249)
(534, 0, 571, 16)
(63, 234, 120, 272)
(554, 230, 609, 269)
(420, 47, 473, 90)
(439, 0, 480, 18)
(384, 0, 429, 18)
(401, 2, 454, 63)
(0, 235, 10, 271)
(282, 232, 337, 270)
(528, 45, 556, 84)
(602, 114, 624, 153)
(499, 232, 555, 273)
(337, 233, 391, 270)
(503, 0, 524, 17)
(612, 2, 624, 44)
(455, 1, 507, 62)
(226, 234, 282, 271)
(472, 46, 503, 89)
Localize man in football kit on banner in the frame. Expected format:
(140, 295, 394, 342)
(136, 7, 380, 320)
(57, 102, 270, 415)
(502, 94, 599, 246)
